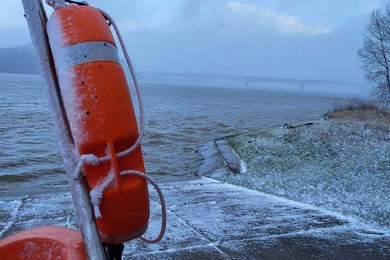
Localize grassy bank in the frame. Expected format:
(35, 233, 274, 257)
(218, 101, 390, 230)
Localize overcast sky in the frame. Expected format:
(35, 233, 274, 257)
(1, 0, 389, 81)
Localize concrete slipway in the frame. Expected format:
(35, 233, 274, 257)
(1, 141, 390, 259)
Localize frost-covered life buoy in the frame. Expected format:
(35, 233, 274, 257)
(47, 5, 149, 244)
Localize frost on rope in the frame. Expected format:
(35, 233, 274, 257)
(223, 120, 390, 230)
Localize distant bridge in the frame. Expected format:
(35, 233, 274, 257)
(138, 71, 363, 90)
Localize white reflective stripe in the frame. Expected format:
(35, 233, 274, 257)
(53, 41, 120, 69)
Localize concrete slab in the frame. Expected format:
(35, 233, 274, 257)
(215, 139, 241, 174)
(198, 141, 231, 178)
(1, 178, 389, 259)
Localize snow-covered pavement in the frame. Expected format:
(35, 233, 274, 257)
(1, 177, 389, 259)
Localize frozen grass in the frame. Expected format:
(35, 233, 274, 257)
(325, 99, 390, 132)
(326, 98, 380, 114)
(219, 112, 390, 230)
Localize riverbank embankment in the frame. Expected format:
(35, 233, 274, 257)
(201, 104, 390, 231)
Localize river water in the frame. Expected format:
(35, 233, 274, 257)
(0, 72, 347, 196)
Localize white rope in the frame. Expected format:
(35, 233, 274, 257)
(99, 9, 145, 159)
(73, 154, 100, 179)
(120, 170, 167, 243)
(90, 172, 115, 218)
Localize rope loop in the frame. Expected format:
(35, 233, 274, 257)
(120, 170, 167, 243)
(81, 154, 100, 166)
(90, 173, 115, 218)
(73, 153, 100, 179)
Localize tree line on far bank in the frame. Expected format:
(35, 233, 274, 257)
(0, 45, 39, 75)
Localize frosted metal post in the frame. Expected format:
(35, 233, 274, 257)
(21, 0, 105, 258)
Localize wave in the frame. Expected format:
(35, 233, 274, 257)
(0, 173, 39, 183)
(0, 155, 61, 169)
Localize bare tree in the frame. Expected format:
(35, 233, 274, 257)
(358, 8, 390, 102)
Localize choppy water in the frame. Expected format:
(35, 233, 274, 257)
(0, 72, 346, 196)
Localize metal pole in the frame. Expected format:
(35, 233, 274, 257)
(21, 0, 106, 259)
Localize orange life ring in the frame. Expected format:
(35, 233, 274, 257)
(47, 5, 149, 243)
(0, 226, 86, 259)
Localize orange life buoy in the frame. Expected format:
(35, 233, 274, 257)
(47, 5, 149, 243)
(0, 226, 86, 260)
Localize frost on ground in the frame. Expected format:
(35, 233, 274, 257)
(219, 116, 390, 230)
